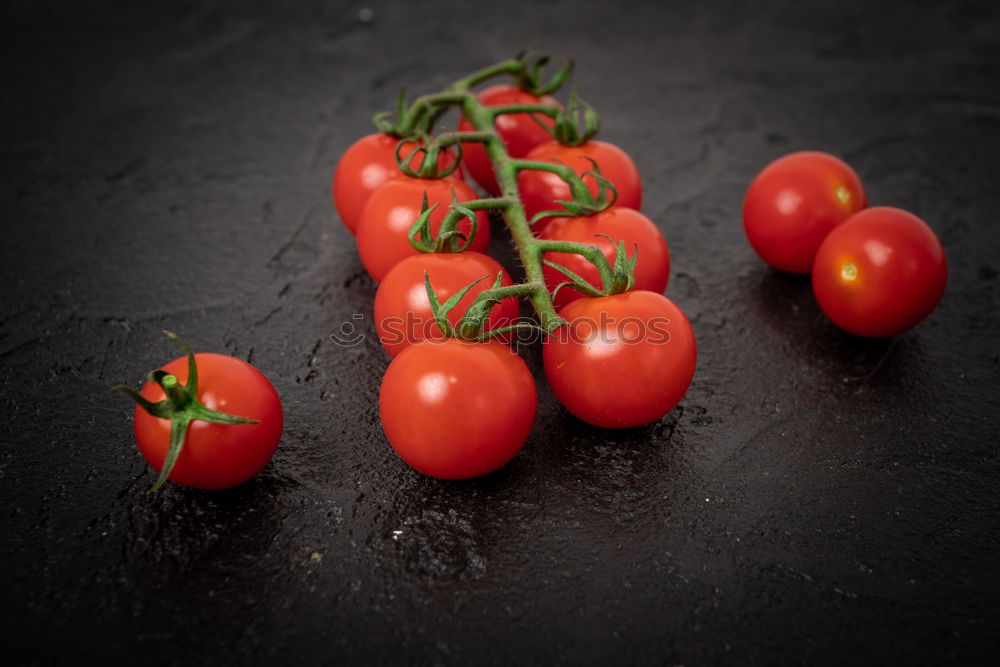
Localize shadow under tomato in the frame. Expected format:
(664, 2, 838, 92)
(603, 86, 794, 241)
(124, 475, 286, 589)
(744, 265, 927, 395)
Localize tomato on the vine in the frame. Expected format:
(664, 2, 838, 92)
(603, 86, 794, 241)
(134, 352, 283, 490)
(380, 339, 537, 479)
(355, 174, 490, 282)
(543, 291, 696, 428)
(374, 252, 520, 357)
(458, 84, 558, 195)
(518, 140, 642, 219)
(538, 207, 670, 309)
(812, 206, 947, 337)
(333, 133, 458, 234)
(742, 151, 867, 274)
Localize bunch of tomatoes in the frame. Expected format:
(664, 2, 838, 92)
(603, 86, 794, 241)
(332, 57, 697, 479)
(743, 151, 948, 337)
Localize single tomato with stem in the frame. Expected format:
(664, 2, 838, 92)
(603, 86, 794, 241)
(355, 174, 490, 283)
(112, 331, 283, 491)
(538, 207, 669, 309)
(518, 139, 642, 220)
(375, 252, 520, 357)
(333, 133, 459, 234)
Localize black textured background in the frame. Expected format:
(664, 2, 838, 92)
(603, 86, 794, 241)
(2, 1, 999, 664)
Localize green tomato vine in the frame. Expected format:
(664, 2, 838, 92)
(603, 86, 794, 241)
(377, 52, 637, 339)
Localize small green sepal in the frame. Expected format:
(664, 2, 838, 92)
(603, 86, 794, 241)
(515, 51, 574, 96)
(395, 136, 462, 180)
(551, 91, 601, 146)
(423, 271, 491, 337)
(372, 89, 411, 138)
(543, 259, 606, 303)
(406, 188, 480, 254)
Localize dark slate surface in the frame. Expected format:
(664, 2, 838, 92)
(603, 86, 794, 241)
(2, 0, 998, 664)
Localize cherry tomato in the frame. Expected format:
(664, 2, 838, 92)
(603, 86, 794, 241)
(538, 207, 670, 309)
(332, 133, 458, 234)
(374, 252, 520, 357)
(812, 207, 947, 337)
(380, 339, 537, 479)
(518, 140, 642, 220)
(543, 291, 696, 428)
(742, 151, 867, 273)
(135, 353, 283, 490)
(355, 174, 490, 283)
(458, 84, 558, 195)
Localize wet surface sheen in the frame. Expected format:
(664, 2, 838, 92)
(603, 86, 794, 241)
(1, 0, 998, 664)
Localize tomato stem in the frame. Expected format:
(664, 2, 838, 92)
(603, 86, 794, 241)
(158, 374, 189, 410)
(382, 55, 618, 335)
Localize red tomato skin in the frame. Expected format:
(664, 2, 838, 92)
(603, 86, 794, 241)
(458, 84, 558, 195)
(135, 353, 284, 490)
(374, 252, 520, 357)
(812, 207, 947, 337)
(538, 207, 670, 309)
(742, 151, 867, 273)
(333, 133, 458, 234)
(518, 140, 642, 220)
(355, 175, 490, 283)
(379, 339, 537, 479)
(543, 291, 696, 429)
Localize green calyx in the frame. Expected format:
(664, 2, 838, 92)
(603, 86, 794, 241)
(514, 51, 574, 96)
(543, 235, 638, 303)
(372, 89, 411, 138)
(407, 189, 479, 254)
(372, 89, 448, 138)
(110, 330, 258, 492)
(550, 91, 600, 146)
(423, 272, 548, 342)
(525, 157, 618, 226)
(394, 136, 462, 180)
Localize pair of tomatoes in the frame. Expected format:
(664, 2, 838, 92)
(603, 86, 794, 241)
(743, 151, 947, 337)
(334, 134, 490, 283)
(380, 287, 698, 479)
